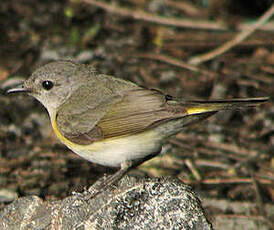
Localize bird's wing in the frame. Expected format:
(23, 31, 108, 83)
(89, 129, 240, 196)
(56, 88, 185, 145)
(96, 89, 183, 138)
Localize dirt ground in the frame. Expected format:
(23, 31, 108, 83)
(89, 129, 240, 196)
(0, 0, 273, 229)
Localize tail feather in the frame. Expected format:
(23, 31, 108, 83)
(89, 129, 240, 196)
(154, 97, 268, 138)
(181, 97, 269, 115)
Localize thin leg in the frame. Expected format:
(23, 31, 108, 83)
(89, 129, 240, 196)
(88, 151, 161, 198)
(89, 160, 132, 194)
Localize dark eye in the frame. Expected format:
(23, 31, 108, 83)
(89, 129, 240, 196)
(42, 81, 54, 90)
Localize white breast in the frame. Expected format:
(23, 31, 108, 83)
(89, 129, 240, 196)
(65, 129, 162, 167)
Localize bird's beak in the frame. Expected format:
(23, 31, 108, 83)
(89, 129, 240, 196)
(5, 83, 31, 94)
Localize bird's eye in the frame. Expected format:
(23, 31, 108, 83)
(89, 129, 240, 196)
(42, 81, 54, 90)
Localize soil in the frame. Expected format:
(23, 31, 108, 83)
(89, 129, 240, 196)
(0, 0, 273, 229)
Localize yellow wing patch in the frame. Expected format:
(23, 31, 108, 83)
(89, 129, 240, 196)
(186, 106, 216, 115)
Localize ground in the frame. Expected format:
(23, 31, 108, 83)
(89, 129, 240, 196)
(0, 0, 273, 229)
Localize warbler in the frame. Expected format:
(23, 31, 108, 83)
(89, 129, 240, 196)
(6, 60, 268, 189)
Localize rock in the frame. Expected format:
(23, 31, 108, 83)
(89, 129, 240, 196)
(0, 176, 212, 230)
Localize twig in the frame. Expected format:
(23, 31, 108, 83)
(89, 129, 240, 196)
(217, 214, 274, 228)
(195, 159, 230, 169)
(238, 20, 274, 31)
(81, 0, 226, 30)
(188, 4, 274, 65)
(250, 171, 268, 219)
(185, 158, 201, 180)
(81, 0, 274, 31)
(216, 214, 266, 221)
(204, 141, 259, 157)
(164, 0, 201, 16)
(136, 53, 217, 78)
(139, 67, 158, 85)
(182, 177, 272, 185)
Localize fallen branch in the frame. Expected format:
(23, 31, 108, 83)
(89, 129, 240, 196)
(81, 0, 274, 31)
(188, 4, 274, 65)
(136, 53, 217, 78)
(82, 0, 227, 30)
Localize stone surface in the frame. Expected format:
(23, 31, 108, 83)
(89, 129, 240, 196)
(0, 176, 212, 230)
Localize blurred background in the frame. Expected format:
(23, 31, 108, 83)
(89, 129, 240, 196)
(0, 0, 273, 229)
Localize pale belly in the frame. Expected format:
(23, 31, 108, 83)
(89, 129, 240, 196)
(61, 129, 162, 167)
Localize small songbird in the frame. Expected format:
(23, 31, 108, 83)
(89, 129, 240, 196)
(6, 60, 268, 190)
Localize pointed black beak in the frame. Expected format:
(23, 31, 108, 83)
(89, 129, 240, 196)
(5, 83, 31, 95)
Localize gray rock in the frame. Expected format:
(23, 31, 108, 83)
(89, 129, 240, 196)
(0, 176, 212, 230)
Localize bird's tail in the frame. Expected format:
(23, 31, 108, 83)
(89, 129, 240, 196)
(182, 97, 269, 115)
(156, 97, 269, 138)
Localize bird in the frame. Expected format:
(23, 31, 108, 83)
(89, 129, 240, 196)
(6, 60, 268, 192)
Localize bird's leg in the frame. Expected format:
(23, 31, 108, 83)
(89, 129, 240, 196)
(88, 160, 133, 195)
(87, 151, 161, 198)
